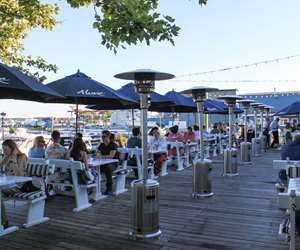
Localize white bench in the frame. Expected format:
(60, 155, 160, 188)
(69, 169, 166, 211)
(148, 149, 168, 177)
(112, 151, 131, 195)
(28, 158, 95, 212)
(121, 148, 155, 179)
(8, 159, 55, 228)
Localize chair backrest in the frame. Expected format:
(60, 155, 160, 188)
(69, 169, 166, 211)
(26, 159, 55, 177)
(117, 148, 128, 161)
(48, 158, 84, 171)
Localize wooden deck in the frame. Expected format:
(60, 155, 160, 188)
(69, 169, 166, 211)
(0, 150, 296, 250)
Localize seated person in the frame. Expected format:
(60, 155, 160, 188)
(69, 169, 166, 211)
(149, 127, 167, 175)
(0, 139, 28, 228)
(184, 127, 195, 142)
(67, 138, 94, 182)
(115, 133, 127, 148)
(218, 122, 226, 134)
(210, 123, 220, 134)
(45, 130, 66, 159)
(193, 125, 200, 141)
(68, 133, 87, 152)
(167, 125, 184, 142)
(127, 127, 142, 177)
(67, 138, 89, 170)
(278, 134, 300, 186)
(281, 134, 300, 161)
(28, 136, 46, 158)
(127, 127, 141, 148)
(97, 130, 118, 195)
(167, 125, 184, 156)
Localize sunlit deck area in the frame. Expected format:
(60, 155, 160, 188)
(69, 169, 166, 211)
(0, 150, 295, 250)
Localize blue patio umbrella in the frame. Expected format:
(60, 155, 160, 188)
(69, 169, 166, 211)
(46, 70, 136, 131)
(86, 82, 174, 126)
(162, 90, 197, 113)
(0, 62, 63, 102)
(119, 82, 174, 110)
(207, 99, 243, 114)
(153, 90, 227, 113)
(274, 101, 300, 116)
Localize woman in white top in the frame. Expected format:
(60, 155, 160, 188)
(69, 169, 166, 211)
(149, 127, 167, 175)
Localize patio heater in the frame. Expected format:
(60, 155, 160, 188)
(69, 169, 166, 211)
(238, 99, 254, 164)
(115, 69, 174, 239)
(258, 104, 267, 152)
(182, 86, 218, 198)
(218, 95, 243, 176)
(1, 112, 6, 140)
(251, 103, 262, 157)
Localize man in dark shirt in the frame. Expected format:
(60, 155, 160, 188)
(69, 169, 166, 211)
(281, 134, 300, 161)
(278, 134, 300, 185)
(126, 127, 141, 178)
(98, 130, 118, 195)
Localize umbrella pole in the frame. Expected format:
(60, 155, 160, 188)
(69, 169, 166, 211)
(75, 103, 79, 133)
(131, 109, 135, 128)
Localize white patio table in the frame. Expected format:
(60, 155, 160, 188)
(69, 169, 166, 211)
(0, 176, 32, 236)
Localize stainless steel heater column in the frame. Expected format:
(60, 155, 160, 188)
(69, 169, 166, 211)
(238, 99, 254, 164)
(115, 69, 174, 239)
(182, 86, 218, 198)
(218, 95, 243, 176)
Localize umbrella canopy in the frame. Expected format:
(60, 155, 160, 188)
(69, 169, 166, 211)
(162, 90, 197, 113)
(85, 82, 174, 110)
(274, 101, 300, 116)
(46, 70, 137, 131)
(210, 99, 243, 114)
(119, 82, 174, 110)
(0, 62, 63, 102)
(154, 90, 228, 113)
(46, 70, 136, 105)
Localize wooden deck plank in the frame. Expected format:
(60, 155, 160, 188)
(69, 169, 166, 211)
(0, 150, 294, 250)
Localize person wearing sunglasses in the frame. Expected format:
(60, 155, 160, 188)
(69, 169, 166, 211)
(97, 130, 118, 195)
(28, 136, 46, 158)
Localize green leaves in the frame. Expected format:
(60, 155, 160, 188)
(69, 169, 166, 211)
(87, 0, 183, 53)
(0, 0, 209, 78)
(0, 0, 59, 81)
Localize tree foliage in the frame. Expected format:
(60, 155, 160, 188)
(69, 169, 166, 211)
(0, 0, 59, 81)
(0, 0, 207, 80)
(67, 0, 207, 53)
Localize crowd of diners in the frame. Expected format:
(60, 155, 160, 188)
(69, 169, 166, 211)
(1, 116, 300, 229)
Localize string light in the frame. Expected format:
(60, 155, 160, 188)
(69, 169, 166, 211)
(176, 53, 300, 78)
(171, 79, 300, 83)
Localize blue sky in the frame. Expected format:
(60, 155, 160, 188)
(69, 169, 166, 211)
(3, 0, 300, 117)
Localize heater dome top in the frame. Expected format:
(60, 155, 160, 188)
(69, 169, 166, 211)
(181, 86, 218, 95)
(217, 95, 243, 104)
(238, 99, 255, 104)
(251, 102, 263, 108)
(114, 69, 175, 81)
